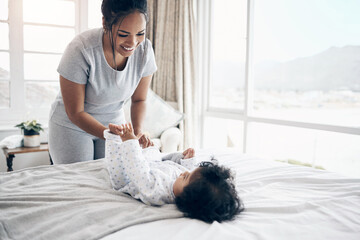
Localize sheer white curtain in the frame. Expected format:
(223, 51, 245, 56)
(147, 0, 198, 148)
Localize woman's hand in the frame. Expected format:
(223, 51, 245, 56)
(137, 132, 154, 148)
(130, 75, 153, 148)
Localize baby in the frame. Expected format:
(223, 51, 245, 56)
(105, 122, 244, 223)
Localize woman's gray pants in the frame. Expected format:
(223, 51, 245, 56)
(48, 120, 105, 164)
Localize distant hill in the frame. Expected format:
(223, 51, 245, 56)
(0, 67, 9, 79)
(254, 45, 360, 91)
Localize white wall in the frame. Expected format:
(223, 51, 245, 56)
(0, 128, 51, 172)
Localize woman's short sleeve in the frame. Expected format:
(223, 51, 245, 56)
(141, 39, 158, 78)
(57, 39, 90, 84)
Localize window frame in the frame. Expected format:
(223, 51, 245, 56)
(0, 0, 89, 127)
(0, 1, 11, 112)
(198, 0, 360, 151)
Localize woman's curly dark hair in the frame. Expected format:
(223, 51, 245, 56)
(101, 0, 148, 32)
(175, 162, 244, 223)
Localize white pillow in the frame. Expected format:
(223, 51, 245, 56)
(123, 89, 184, 138)
(0, 135, 23, 149)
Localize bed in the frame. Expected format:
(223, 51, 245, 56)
(1, 149, 359, 240)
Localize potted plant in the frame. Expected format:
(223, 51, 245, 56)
(15, 120, 44, 147)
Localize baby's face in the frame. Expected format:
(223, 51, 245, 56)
(173, 167, 201, 197)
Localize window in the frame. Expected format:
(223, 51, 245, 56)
(199, 0, 360, 177)
(208, 0, 247, 111)
(88, 0, 102, 29)
(22, 0, 77, 110)
(0, 0, 104, 126)
(203, 117, 244, 150)
(247, 123, 360, 177)
(0, 0, 10, 108)
(252, 0, 360, 127)
(0, 0, 77, 124)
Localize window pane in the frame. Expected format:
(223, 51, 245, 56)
(24, 53, 61, 80)
(247, 123, 360, 178)
(0, 52, 10, 79)
(209, 0, 247, 110)
(203, 117, 243, 150)
(25, 82, 59, 108)
(0, 0, 8, 20)
(253, 0, 360, 128)
(24, 25, 75, 53)
(0, 23, 9, 50)
(0, 81, 10, 108)
(23, 0, 75, 26)
(88, 0, 102, 29)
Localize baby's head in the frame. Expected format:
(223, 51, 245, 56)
(173, 162, 244, 223)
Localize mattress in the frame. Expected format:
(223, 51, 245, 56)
(1, 148, 359, 240)
(101, 148, 360, 240)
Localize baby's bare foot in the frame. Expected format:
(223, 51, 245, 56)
(183, 148, 195, 159)
(120, 123, 137, 141)
(109, 123, 137, 142)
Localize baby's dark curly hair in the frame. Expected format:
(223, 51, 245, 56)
(175, 162, 244, 223)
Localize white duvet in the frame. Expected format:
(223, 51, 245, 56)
(102, 149, 360, 240)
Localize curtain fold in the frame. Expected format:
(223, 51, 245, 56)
(147, 0, 197, 148)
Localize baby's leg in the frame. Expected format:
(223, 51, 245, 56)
(106, 123, 137, 189)
(106, 137, 129, 189)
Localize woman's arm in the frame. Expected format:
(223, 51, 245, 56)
(131, 74, 152, 136)
(60, 75, 107, 139)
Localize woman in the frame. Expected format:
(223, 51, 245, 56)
(49, 0, 156, 164)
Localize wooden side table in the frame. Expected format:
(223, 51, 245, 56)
(2, 143, 53, 172)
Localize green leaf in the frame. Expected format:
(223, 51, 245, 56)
(14, 120, 44, 132)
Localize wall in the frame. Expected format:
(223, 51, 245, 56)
(0, 128, 51, 172)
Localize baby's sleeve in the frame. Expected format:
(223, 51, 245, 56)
(162, 152, 198, 170)
(161, 152, 183, 164)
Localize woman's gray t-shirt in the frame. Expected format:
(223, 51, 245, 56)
(49, 28, 157, 132)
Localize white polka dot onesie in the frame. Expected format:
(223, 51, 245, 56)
(104, 130, 197, 206)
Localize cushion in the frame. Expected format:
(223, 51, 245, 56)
(123, 89, 184, 138)
(0, 135, 23, 149)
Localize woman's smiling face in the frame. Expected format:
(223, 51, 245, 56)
(111, 11, 146, 58)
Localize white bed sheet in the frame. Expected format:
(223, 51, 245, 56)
(102, 149, 360, 240)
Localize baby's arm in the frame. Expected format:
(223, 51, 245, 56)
(162, 148, 197, 170)
(161, 152, 183, 164)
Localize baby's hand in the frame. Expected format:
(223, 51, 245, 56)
(183, 148, 195, 159)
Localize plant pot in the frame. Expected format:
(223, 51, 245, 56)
(23, 129, 40, 147)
